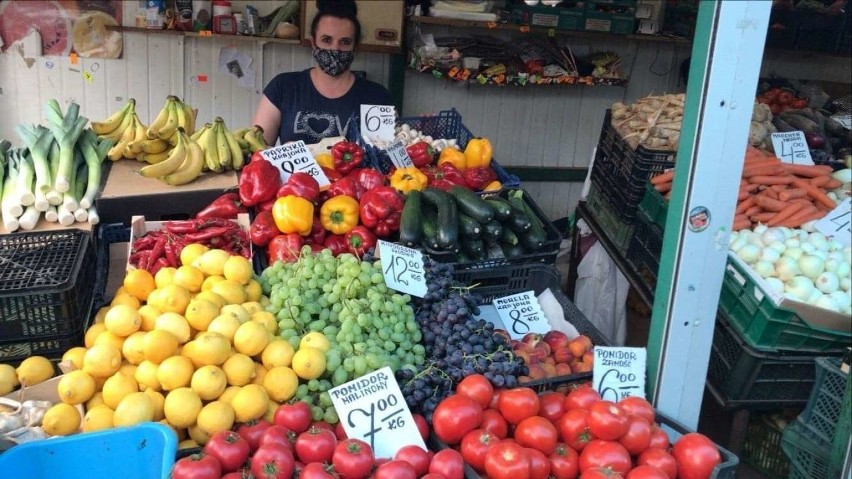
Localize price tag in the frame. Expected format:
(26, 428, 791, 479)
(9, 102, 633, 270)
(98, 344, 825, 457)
(378, 240, 427, 298)
(814, 198, 851, 247)
(834, 114, 851, 130)
(771, 131, 814, 165)
(260, 141, 330, 188)
(360, 104, 396, 146)
(492, 291, 549, 339)
(592, 347, 646, 401)
(386, 140, 414, 169)
(329, 366, 426, 458)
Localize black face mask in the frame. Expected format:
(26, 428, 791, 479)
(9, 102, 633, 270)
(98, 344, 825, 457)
(313, 47, 355, 77)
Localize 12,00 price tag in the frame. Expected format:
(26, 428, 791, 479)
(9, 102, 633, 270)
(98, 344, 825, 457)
(771, 131, 814, 165)
(378, 240, 427, 298)
(386, 140, 414, 169)
(361, 105, 396, 146)
(815, 198, 851, 247)
(492, 291, 549, 339)
(329, 367, 426, 459)
(260, 141, 330, 188)
(592, 347, 646, 401)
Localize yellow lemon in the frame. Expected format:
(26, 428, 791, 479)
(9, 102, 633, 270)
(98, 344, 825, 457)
(194, 291, 226, 309)
(180, 243, 209, 267)
(43, 403, 82, 436)
(196, 401, 235, 437)
(158, 284, 192, 315)
(154, 267, 177, 289)
(201, 275, 226, 293)
(83, 345, 122, 378)
(93, 330, 125, 352)
(245, 280, 262, 302)
(114, 391, 155, 427)
(155, 312, 191, 344)
(102, 372, 139, 409)
(233, 321, 269, 356)
(84, 323, 107, 348)
(261, 339, 295, 369)
(86, 392, 106, 409)
(241, 301, 263, 315)
(144, 388, 166, 421)
(251, 311, 278, 335)
(264, 400, 280, 424)
(291, 347, 326, 380)
(259, 295, 271, 308)
(142, 329, 179, 364)
(157, 355, 194, 391)
(122, 331, 147, 365)
(83, 405, 115, 432)
(61, 347, 87, 371)
(164, 387, 202, 428)
(251, 363, 268, 386)
(173, 265, 205, 293)
(124, 269, 156, 301)
(92, 374, 109, 392)
(222, 353, 256, 386)
(105, 305, 142, 337)
(263, 366, 298, 402)
(211, 280, 247, 305)
(159, 419, 183, 441)
(220, 304, 250, 324)
(185, 298, 220, 331)
(223, 256, 253, 285)
(193, 249, 231, 277)
(138, 304, 162, 331)
(231, 384, 269, 423)
(119, 363, 138, 378)
(146, 288, 164, 310)
(207, 314, 241, 343)
(0, 364, 19, 396)
(191, 365, 227, 401)
(57, 370, 96, 405)
(178, 438, 200, 450)
(94, 306, 109, 324)
(219, 385, 241, 405)
(299, 332, 331, 353)
(111, 293, 141, 309)
(134, 360, 161, 391)
(186, 332, 231, 367)
(187, 425, 210, 446)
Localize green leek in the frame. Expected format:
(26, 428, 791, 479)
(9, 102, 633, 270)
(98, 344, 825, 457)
(44, 99, 88, 193)
(14, 149, 35, 207)
(15, 124, 53, 195)
(78, 129, 111, 209)
(2, 158, 20, 231)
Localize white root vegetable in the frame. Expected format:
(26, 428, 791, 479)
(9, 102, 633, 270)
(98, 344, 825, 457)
(610, 94, 685, 150)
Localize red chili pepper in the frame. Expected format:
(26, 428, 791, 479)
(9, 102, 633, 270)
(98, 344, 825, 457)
(151, 257, 170, 276)
(276, 172, 320, 202)
(164, 241, 179, 267)
(147, 237, 166, 271)
(249, 211, 279, 247)
(347, 168, 385, 191)
(406, 141, 435, 168)
(239, 155, 282, 206)
(323, 234, 348, 257)
(330, 140, 364, 174)
(132, 236, 158, 251)
(184, 225, 236, 243)
(196, 192, 247, 220)
(129, 250, 150, 269)
(344, 226, 377, 257)
(358, 186, 404, 238)
(327, 176, 365, 200)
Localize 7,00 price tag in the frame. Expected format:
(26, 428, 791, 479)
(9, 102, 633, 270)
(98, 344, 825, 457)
(592, 347, 646, 401)
(260, 141, 330, 188)
(378, 240, 427, 298)
(361, 104, 396, 146)
(814, 197, 851, 247)
(492, 291, 549, 339)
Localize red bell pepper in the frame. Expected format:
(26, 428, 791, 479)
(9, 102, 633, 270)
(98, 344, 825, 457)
(277, 172, 320, 202)
(463, 166, 498, 191)
(249, 211, 279, 247)
(305, 216, 327, 245)
(345, 226, 377, 257)
(421, 163, 469, 191)
(330, 140, 364, 174)
(327, 176, 365, 200)
(309, 243, 326, 253)
(196, 192, 247, 220)
(267, 233, 304, 264)
(406, 141, 435, 168)
(322, 166, 343, 183)
(323, 234, 348, 257)
(347, 168, 385, 191)
(239, 155, 281, 206)
(359, 186, 404, 238)
(258, 198, 276, 213)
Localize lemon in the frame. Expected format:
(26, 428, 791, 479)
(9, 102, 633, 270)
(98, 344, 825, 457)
(259, 295, 271, 308)
(105, 305, 142, 337)
(291, 347, 326, 380)
(146, 288, 164, 310)
(119, 363, 138, 378)
(185, 298, 219, 331)
(233, 321, 269, 356)
(138, 304, 162, 331)
(57, 370, 96, 405)
(194, 249, 231, 276)
(85, 323, 107, 348)
(83, 405, 115, 432)
(223, 256, 253, 285)
(231, 384, 269, 423)
(178, 438, 200, 450)
(124, 269, 156, 301)
(154, 267, 177, 289)
(187, 425, 211, 446)
(242, 301, 263, 315)
(180, 243, 209, 267)
(144, 388, 166, 421)
(173, 265, 205, 293)
(251, 363, 268, 386)
(263, 366, 298, 402)
(16, 356, 54, 386)
(114, 391, 155, 427)
(43, 403, 82, 436)
(83, 345, 122, 378)
(252, 311, 278, 335)
(299, 332, 331, 353)
(102, 372, 139, 409)
(191, 365, 227, 401)
(160, 285, 192, 315)
(164, 387, 202, 428)
(264, 400, 280, 424)
(196, 400, 235, 436)
(220, 304, 250, 324)
(211, 280, 248, 305)
(93, 330, 126, 352)
(222, 353, 256, 386)
(155, 312, 191, 343)
(122, 331, 147, 365)
(201, 275, 226, 293)
(94, 306, 109, 324)
(185, 332, 231, 367)
(261, 339, 295, 369)
(157, 355, 194, 391)
(159, 419, 183, 441)
(208, 314, 241, 342)
(61, 347, 87, 371)
(142, 329, 179, 364)
(111, 293, 141, 309)
(93, 374, 109, 392)
(245, 280, 263, 303)
(86, 392, 106, 409)
(219, 385, 241, 404)
(114, 285, 129, 297)
(134, 360, 161, 391)
(0, 364, 19, 395)
(195, 291, 226, 309)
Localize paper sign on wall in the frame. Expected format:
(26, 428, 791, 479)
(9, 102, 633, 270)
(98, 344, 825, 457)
(593, 347, 647, 401)
(771, 131, 814, 165)
(261, 141, 330, 188)
(815, 198, 851, 247)
(378, 240, 427, 298)
(329, 367, 426, 459)
(492, 291, 549, 339)
(361, 104, 396, 146)
(386, 140, 414, 168)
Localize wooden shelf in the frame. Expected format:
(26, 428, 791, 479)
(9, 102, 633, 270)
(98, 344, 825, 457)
(411, 61, 628, 87)
(109, 26, 301, 44)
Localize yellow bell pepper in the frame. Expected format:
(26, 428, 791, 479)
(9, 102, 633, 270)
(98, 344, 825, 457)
(438, 146, 467, 171)
(315, 153, 334, 170)
(482, 180, 502, 192)
(272, 195, 314, 236)
(464, 138, 492, 169)
(389, 167, 428, 195)
(320, 195, 360, 235)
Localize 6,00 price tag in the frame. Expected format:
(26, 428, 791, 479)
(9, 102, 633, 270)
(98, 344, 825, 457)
(592, 347, 646, 401)
(815, 197, 851, 247)
(361, 104, 396, 146)
(378, 240, 427, 298)
(260, 141, 330, 188)
(492, 291, 549, 339)
(329, 367, 426, 459)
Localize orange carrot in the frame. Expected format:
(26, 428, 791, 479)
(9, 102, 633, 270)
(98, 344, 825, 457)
(736, 197, 756, 214)
(767, 202, 808, 226)
(737, 190, 749, 201)
(755, 195, 787, 212)
(745, 145, 767, 158)
(770, 184, 789, 192)
(654, 182, 672, 193)
(782, 164, 834, 178)
(778, 188, 807, 202)
(742, 165, 784, 178)
(776, 205, 822, 228)
(743, 158, 780, 169)
(651, 171, 675, 185)
(791, 179, 836, 209)
(761, 188, 780, 200)
(744, 205, 762, 217)
(733, 215, 752, 230)
(824, 179, 843, 189)
(744, 183, 760, 193)
(751, 212, 776, 223)
(750, 175, 795, 185)
(810, 176, 832, 188)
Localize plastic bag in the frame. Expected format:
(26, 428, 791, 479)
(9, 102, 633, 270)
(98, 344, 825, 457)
(574, 240, 628, 345)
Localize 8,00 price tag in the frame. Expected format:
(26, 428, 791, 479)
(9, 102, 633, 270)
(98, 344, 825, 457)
(261, 141, 330, 188)
(378, 240, 427, 298)
(386, 140, 414, 168)
(814, 197, 851, 247)
(361, 104, 396, 146)
(492, 291, 549, 339)
(771, 131, 814, 165)
(592, 347, 646, 401)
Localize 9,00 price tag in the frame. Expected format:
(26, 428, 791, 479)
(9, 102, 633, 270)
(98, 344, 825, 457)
(378, 240, 427, 298)
(492, 291, 549, 339)
(814, 197, 851, 247)
(260, 141, 330, 188)
(361, 104, 396, 146)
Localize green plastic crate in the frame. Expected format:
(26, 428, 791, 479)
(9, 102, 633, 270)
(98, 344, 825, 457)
(584, 0, 636, 34)
(586, 181, 634, 255)
(638, 183, 669, 230)
(742, 416, 790, 479)
(782, 420, 831, 479)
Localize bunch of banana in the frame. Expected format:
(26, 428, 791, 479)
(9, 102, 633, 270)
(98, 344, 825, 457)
(138, 128, 205, 186)
(231, 125, 268, 156)
(146, 95, 197, 142)
(91, 99, 148, 161)
(192, 117, 245, 173)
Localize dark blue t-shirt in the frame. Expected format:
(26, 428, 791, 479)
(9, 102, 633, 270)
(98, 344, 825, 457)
(263, 69, 392, 145)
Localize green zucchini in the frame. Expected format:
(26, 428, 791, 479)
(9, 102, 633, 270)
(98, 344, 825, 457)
(514, 190, 547, 250)
(506, 192, 532, 233)
(437, 191, 459, 250)
(499, 227, 519, 246)
(462, 239, 486, 260)
(482, 220, 503, 243)
(420, 204, 440, 250)
(458, 213, 482, 239)
(421, 187, 446, 207)
(485, 197, 512, 222)
(399, 190, 422, 247)
(501, 242, 526, 258)
(449, 186, 494, 223)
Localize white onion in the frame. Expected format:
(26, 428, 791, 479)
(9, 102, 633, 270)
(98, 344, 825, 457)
(753, 224, 769, 235)
(768, 242, 787, 254)
(801, 220, 818, 233)
(779, 227, 794, 239)
(811, 249, 829, 260)
(824, 258, 841, 273)
(831, 168, 852, 183)
(785, 238, 801, 249)
(802, 242, 817, 254)
(730, 235, 750, 253)
(807, 288, 825, 304)
(786, 276, 816, 301)
(841, 277, 851, 293)
(836, 262, 851, 280)
(761, 228, 786, 246)
(816, 271, 840, 294)
(776, 257, 801, 281)
(808, 232, 829, 251)
(739, 244, 762, 264)
(828, 240, 844, 252)
(729, 231, 740, 246)
(765, 277, 785, 294)
(797, 230, 810, 241)
(753, 260, 776, 279)
(784, 247, 805, 260)
(760, 248, 781, 263)
(828, 291, 849, 310)
(814, 294, 840, 312)
(799, 255, 825, 280)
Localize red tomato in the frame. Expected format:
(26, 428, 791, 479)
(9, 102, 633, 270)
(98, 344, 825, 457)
(251, 444, 295, 479)
(764, 88, 780, 100)
(564, 387, 600, 411)
(394, 444, 433, 477)
(274, 402, 312, 434)
(334, 421, 348, 440)
(558, 408, 595, 451)
(490, 389, 502, 410)
(626, 465, 670, 479)
(429, 448, 465, 479)
(549, 443, 580, 479)
(769, 103, 781, 115)
(578, 440, 631, 475)
(618, 418, 651, 456)
(332, 439, 374, 479)
(432, 394, 484, 445)
(485, 442, 531, 479)
(259, 425, 294, 451)
(671, 433, 721, 479)
(300, 462, 337, 479)
(791, 98, 808, 109)
(203, 431, 250, 473)
(637, 448, 677, 479)
(515, 416, 558, 455)
(648, 426, 670, 450)
(375, 460, 418, 479)
(539, 392, 567, 423)
(580, 467, 624, 479)
(618, 397, 655, 424)
(294, 426, 338, 464)
(171, 453, 222, 479)
(526, 448, 552, 479)
(460, 429, 499, 472)
(423, 475, 450, 479)
(456, 374, 494, 409)
(312, 421, 335, 433)
(413, 413, 430, 441)
(220, 473, 245, 479)
(480, 409, 509, 439)
(237, 420, 272, 454)
(777, 91, 794, 105)
(498, 387, 540, 425)
(587, 402, 630, 441)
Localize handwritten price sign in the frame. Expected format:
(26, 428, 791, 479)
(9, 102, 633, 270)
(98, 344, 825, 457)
(387, 140, 414, 169)
(592, 347, 646, 401)
(492, 291, 549, 339)
(329, 367, 426, 458)
(261, 141, 330, 188)
(361, 104, 396, 146)
(378, 241, 427, 298)
(815, 198, 851, 247)
(771, 131, 814, 165)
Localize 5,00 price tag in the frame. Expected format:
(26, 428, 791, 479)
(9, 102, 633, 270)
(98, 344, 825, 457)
(492, 291, 549, 339)
(592, 347, 646, 401)
(329, 367, 426, 459)
(378, 240, 427, 298)
(771, 131, 814, 165)
(260, 141, 330, 188)
(815, 197, 851, 247)
(386, 140, 414, 169)
(361, 104, 396, 146)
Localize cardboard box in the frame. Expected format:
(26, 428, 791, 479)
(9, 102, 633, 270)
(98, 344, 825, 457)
(2, 363, 85, 440)
(0, 216, 93, 235)
(96, 160, 238, 226)
(511, 3, 586, 31)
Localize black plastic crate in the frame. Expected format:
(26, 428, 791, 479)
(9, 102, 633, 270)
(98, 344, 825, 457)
(625, 210, 663, 295)
(742, 415, 790, 479)
(94, 223, 131, 309)
(795, 9, 845, 53)
(586, 178, 635, 255)
(781, 420, 832, 479)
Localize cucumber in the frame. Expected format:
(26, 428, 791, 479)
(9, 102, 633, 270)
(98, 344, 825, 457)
(482, 220, 502, 243)
(499, 227, 519, 246)
(514, 190, 547, 250)
(485, 197, 512, 222)
(501, 242, 526, 258)
(506, 192, 532, 233)
(421, 188, 458, 250)
(449, 186, 494, 223)
(421, 187, 446, 207)
(462, 239, 486, 260)
(458, 213, 482, 238)
(420, 204, 440, 250)
(399, 190, 422, 247)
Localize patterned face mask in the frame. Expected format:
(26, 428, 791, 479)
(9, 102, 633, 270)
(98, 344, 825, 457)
(313, 47, 355, 77)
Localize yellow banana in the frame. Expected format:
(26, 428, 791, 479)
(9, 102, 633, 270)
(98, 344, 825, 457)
(146, 98, 173, 139)
(140, 138, 169, 154)
(91, 99, 134, 136)
(223, 126, 244, 171)
(102, 108, 135, 142)
(190, 124, 208, 142)
(157, 102, 180, 141)
(244, 127, 267, 152)
(232, 127, 251, 140)
(179, 101, 196, 136)
(175, 102, 188, 134)
(198, 125, 222, 173)
(125, 115, 149, 157)
(163, 139, 204, 185)
(139, 129, 187, 178)
(139, 150, 170, 164)
(214, 119, 231, 169)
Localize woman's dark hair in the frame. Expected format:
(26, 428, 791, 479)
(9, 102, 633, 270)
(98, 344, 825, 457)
(311, 0, 361, 45)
